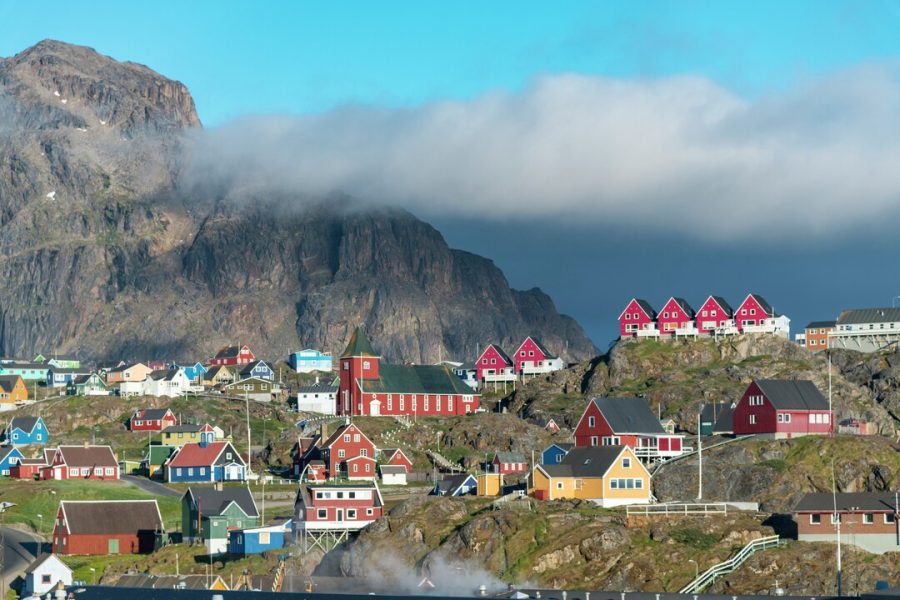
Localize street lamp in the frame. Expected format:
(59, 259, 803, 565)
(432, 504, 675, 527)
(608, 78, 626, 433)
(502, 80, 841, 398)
(36, 513, 43, 555)
(89, 567, 96, 585)
(688, 559, 698, 581)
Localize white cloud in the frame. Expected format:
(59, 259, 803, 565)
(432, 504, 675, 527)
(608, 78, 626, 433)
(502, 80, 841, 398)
(182, 64, 900, 241)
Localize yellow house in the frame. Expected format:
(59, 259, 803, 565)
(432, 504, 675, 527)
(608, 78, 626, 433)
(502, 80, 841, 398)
(106, 362, 153, 385)
(476, 472, 503, 496)
(531, 445, 651, 507)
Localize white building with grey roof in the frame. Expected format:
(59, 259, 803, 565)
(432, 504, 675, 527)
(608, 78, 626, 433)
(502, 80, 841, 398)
(828, 307, 900, 352)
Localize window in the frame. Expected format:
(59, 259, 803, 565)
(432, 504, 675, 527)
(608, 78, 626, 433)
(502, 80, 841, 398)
(353, 434, 360, 442)
(347, 509, 357, 519)
(259, 531, 270, 544)
(362, 360, 370, 370)
(750, 308, 756, 315)
(353, 464, 358, 473)
(590, 436, 598, 446)
(344, 434, 351, 442)
(588, 416, 595, 427)
(749, 415, 756, 425)
(711, 310, 717, 316)
(556, 482, 564, 490)
(176, 468, 182, 476)
(521, 351, 526, 357)
(361, 448, 368, 457)
(611, 479, 618, 489)
(625, 314, 631, 320)
(367, 508, 374, 516)
(338, 449, 346, 458)
(226, 452, 232, 460)
(885, 513, 895, 524)
(529, 351, 534, 357)
(42, 574, 52, 584)
(622, 457, 631, 469)
(831, 513, 841, 524)
(348, 492, 356, 499)
(105, 467, 114, 475)
(343, 361, 349, 370)
(635, 479, 643, 489)
(317, 509, 327, 519)
(863, 513, 874, 524)
(663, 311, 669, 318)
(199, 467, 206, 475)
(188, 468, 194, 476)
(69, 468, 79, 477)
(810, 514, 821, 524)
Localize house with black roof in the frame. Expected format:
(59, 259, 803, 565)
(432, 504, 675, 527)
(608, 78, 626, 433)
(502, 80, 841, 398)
(532, 445, 651, 506)
(574, 397, 685, 461)
(830, 307, 900, 353)
(182, 486, 259, 555)
(733, 379, 833, 438)
(794, 491, 899, 554)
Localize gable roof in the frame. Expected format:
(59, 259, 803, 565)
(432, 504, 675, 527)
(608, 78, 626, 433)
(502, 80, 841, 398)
(379, 464, 407, 475)
(541, 446, 634, 479)
(0, 375, 23, 393)
(57, 445, 118, 468)
(0, 445, 23, 461)
(213, 345, 246, 359)
(134, 408, 173, 421)
(754, 379, 829, 410)
(587, 397, 666, 434)
(60, 500, 163, 534)
(700, 403, 734, 433)
(618, 298, 657, 320)
(435, 473, 476, 495)
(148, 369, 184, 382)
(666, 297, 695, 318)
(169, 442, 243, 468)
(794, 492, 900, 513)
(162, 424, 201, 434)
(71, 373, 104, 385)
(144, 445, 176, 465)
(322, 423, 374, 449)
(23, 553, 71, 576)
(742, 293, 775, 316)
(186, 486, 258, 517)
(297, 383, 338, 394)
(494, 451, 526, 463)
(204, 365, 232, 379)
(341, 327, 379, 358)
(836, 307, 900, 325)
(703, 295, 734, 316)
(7, 416, 41, 434)
(479, 344, 512, 365)
(239, 360, 270, 376)
(545, 442, 574, 453)
(362, 364, 474, 395)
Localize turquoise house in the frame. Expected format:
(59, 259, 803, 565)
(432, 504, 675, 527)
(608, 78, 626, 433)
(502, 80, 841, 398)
(0, 363, 49, 381)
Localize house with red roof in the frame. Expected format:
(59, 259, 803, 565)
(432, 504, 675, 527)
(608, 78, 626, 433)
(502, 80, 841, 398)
(734, 293, 791, 338)
(656, 297, 697, 337)
(512, 336, 564, 377)
(40, 445, 119, 480)
(618, 298, 658, 338)
(475, 344, 516, 386)
(165, 441, 246, 483)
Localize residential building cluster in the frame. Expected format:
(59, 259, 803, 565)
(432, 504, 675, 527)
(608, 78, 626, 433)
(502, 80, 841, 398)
(797, 306, 900, 353)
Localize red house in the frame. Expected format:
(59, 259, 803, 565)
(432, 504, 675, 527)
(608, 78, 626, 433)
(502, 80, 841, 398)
(209, 345, 255, 367)
(475, 344, 515, 383)
(734, 293, 775, 331)
(321, 423, 377, 480)
(337, 327, 480, 417)
(732, 379, 833, 438)
(696, 295, 735, 335)
(129, 408, 177, 432)
(294, 482, 384, 533)
(574, 397, 684, 460)
(618, 298, 657, 338)
(380, 447, 413, 473)
(657, 297, 696, 336)
(52, 500, 164, 555)
(492, 451, 528, 475)
(40, 445, 119, 480)
(512, 336, 564, 376)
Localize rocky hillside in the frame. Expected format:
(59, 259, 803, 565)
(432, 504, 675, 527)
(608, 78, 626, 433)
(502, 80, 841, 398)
(514, 335, 898, 435)
(0, 40, 596, 364)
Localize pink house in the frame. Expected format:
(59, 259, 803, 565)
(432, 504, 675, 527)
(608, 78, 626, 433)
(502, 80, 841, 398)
(695, 296, 734, 334)
(618, 298, 657, 338)
(735, 293, 775, 331)
(475, 344, 515, 382)
(732, 379, 833, 439)
(656, 297, 695, 335)
(511, 336, 564, 375)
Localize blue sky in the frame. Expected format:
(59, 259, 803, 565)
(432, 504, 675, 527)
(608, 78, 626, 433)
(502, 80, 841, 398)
(3, 1, 900, 349)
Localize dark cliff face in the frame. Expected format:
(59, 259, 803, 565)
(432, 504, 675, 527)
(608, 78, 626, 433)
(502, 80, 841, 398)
(0, 40, 597, 363)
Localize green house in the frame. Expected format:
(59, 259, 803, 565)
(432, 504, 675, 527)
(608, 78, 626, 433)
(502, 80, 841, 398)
(48, 355, 81, 369)
(66, 373, 109, 396)
(142, 444, 176, 478)
(182, 487, 259, 554)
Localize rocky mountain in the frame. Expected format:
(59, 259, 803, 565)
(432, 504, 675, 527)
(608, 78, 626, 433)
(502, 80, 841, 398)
(0, 40, 596, 363)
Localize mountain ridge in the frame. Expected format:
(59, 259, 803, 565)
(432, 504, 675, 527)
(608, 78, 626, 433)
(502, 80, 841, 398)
(0, 40, 597, 363)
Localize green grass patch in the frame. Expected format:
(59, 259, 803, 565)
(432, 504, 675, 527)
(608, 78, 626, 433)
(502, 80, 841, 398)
(669, 527, 718, 550)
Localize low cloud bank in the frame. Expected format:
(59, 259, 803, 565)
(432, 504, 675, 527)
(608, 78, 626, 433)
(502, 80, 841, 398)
(181, 65, 900, 241)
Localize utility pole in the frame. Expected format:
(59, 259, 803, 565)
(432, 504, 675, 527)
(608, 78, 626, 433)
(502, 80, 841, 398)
(828, 350, 834, 436)
(245, 391, 252, 475)
(832, 459, 842, 596)
(697, 412, 703, 500)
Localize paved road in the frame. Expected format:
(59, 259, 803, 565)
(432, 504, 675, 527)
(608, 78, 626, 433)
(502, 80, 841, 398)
(1, 526, 43, 589)
(122, 475, 181, 497)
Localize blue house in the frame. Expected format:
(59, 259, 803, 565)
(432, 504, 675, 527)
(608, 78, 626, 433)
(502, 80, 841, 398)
(178, 362, 208, 384)
(45, 367, 88, 388)
(227, 519, 292, 556)
(288, 349, 333, 373)
(541, 442, 574, 466)
(3, 416, 49, 446)
(0, 446, 24, 475)
(166, 441, 247, 483)
(239, 360, 274, 381)
(433, 473, 478, 496)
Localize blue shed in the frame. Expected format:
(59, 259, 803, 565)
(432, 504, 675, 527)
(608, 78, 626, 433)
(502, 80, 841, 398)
(0, 446, 24, 475)
(178, 363, 208, 383)
(228, 520, 291, 556)
(541, 442, 574, 466)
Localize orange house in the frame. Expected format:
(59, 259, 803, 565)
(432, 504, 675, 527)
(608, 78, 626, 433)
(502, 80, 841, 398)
(531, 445, 651, 507)
(803, 320, 836, 351)
(0, 375, 28, 406)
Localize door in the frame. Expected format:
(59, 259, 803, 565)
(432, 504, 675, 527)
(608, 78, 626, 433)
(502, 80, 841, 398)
(336, 509, 344, 522)
(108, 538, 119, 554)
(370, 399, 381, 416)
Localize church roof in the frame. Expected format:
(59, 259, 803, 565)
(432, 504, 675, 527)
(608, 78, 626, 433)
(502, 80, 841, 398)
(341, 327, 379, 358)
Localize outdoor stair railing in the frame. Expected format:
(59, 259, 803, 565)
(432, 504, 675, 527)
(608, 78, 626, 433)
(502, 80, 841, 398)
(678, 534, 782, 594)
(426, 449, 464, 472)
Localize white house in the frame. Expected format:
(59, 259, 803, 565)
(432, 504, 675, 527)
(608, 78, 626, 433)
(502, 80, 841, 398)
(379, 464, 408, 486)
(289, 349, 334, 373)
(829, 307, 900, 353)
(294, 380, 338, 414)
(23, 554, 73, 596)
(143, 369, 191, 398)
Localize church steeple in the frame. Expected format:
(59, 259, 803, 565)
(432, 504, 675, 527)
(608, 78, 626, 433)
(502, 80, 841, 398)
(341, 325, 379, 358)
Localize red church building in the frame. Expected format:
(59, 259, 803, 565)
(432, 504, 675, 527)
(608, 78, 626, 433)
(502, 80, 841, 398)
(574, 397, 684, 461)
(209, 345, 255, 367)
(695, 295, 735, 335)
(618, 298, 658, 338)
(656, 297, 696, 336)
(337, 327, 479, 417)
(732, 379, 833, 438)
